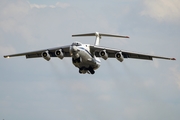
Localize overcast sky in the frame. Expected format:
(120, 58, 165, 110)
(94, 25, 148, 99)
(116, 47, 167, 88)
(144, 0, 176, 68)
(0, 0, 180, 120)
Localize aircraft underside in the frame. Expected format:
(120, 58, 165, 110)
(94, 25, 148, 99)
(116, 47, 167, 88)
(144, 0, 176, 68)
(72, 57, 97, 74)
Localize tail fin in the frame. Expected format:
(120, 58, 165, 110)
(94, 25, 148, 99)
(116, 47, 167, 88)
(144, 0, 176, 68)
(72, 32, 129, 46)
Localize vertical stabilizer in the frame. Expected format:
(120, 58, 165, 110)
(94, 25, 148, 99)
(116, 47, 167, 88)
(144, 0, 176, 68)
(94, 32, 101, 46)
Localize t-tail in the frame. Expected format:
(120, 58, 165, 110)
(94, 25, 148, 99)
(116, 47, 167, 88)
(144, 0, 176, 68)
(72, 32, 129, 46)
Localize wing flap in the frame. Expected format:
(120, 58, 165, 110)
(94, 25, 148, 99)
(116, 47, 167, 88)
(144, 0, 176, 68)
(26, 53, 41, 58)
(122, 52, 153, 60)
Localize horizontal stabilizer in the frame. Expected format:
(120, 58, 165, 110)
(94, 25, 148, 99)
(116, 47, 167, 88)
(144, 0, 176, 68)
(72, 32, 129, 38)
(72, 33, 96, 37)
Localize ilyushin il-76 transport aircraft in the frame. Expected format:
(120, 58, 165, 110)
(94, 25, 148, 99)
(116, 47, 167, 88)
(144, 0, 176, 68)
(4, 32, 176, 74)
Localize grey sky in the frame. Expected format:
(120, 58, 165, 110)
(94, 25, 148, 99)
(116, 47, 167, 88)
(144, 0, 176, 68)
(0, 0, 180, 120)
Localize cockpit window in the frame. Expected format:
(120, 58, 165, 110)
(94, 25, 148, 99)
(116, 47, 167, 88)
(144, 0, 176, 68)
(71, 42, 82, 46)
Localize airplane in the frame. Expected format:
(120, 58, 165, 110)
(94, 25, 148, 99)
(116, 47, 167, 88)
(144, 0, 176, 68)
(4, 32, 176, 74)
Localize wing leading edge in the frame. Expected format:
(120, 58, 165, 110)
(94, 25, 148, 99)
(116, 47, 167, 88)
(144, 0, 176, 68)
(90, 45, 176, 60)
(4, 45, 176, 61)
(4, 45, 71, 59)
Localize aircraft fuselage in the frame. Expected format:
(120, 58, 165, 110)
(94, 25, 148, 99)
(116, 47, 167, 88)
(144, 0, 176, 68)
(69, 41, 100, 74)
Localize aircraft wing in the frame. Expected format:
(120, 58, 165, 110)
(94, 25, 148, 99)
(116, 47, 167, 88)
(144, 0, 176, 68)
(90, 45, 176, 60)
(4, 45, 71, 59)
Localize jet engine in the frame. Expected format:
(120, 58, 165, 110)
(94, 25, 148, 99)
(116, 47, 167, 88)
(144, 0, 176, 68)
(55, 49, 64, 59)
(41, 51, 51, 61)
(99, 50, 108, 60)
(115, 52, 124, 62)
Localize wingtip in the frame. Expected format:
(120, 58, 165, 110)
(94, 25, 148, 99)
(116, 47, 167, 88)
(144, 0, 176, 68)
(4, 56, 10, 58)
(171, 58, 176, 60)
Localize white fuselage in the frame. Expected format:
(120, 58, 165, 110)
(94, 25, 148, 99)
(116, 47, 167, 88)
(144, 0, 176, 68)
(69, 42, 100, 73)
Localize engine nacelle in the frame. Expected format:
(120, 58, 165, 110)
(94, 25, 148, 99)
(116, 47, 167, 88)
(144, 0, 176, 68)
(41, 51, 51, 61)
(115, 52, 124, 62)
(99, 50, 108, 60)
(55, 49, 64, 59)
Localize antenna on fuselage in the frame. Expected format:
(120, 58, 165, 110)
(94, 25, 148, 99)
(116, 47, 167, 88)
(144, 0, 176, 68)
(72, 32, 129, 46)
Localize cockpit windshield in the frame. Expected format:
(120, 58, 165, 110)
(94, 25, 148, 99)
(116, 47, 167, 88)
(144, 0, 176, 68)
(71, 41, 82, 46)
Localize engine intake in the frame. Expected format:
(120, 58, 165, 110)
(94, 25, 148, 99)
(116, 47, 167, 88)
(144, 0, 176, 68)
(99, 50, 108, 60)
(41, 51, 51, 61)
(115, 52, 124, 62)
(55, 49, 64, 59)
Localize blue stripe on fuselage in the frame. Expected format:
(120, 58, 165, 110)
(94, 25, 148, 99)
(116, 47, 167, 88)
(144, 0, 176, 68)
(78, 47, 101, 64)
(79, 47, 93, 58)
